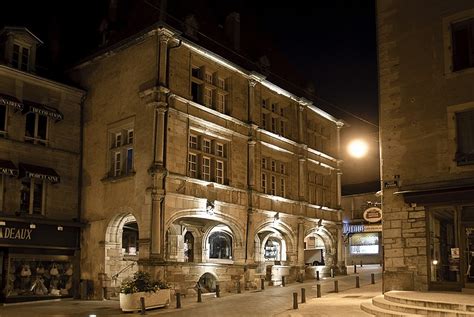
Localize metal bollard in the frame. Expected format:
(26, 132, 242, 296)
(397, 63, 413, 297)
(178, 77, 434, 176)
(356, 276, 360, 288)
(282, 276, 286, 287)
(197, 288, 202, 302)
(237, 281, 241, 294)
(293, 292, 298, 309)
(360, 260, 363, 267)
(317, 284, 321, 298)
(371, 273, 375, 284)
(354, 264, 357, 274)
(216, 284, 220, 298)
(301, 288, 306, 303)
(331, 268, 335, 278)
(261, 278, 265, 290)
(334, 280, 339, 293)
(140, 296, 146, 315)
(316, 270, 320, 281)
(176, 293, 181, 309)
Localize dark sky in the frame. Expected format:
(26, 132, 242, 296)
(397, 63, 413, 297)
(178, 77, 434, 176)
(1, 0, 379, 187)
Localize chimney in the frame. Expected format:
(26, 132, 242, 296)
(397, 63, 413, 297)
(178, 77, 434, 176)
(225, 12, 240, 51)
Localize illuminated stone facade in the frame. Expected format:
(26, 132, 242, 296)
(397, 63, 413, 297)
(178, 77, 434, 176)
(70, 25, 344, 298)
(378, 1, 474, 292)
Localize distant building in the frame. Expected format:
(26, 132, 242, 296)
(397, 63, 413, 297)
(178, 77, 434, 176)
(0, 27, 85, 302)
(69, 22, 345, 298)
(378, 1, 474, 292)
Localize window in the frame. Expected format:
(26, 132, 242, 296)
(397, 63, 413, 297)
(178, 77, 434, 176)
(25, 112, 48, 145)
(109, 127, 134, 177)
(205, 72, 213, 84)
(12, 43, 30, 71)
(0, 104, 6, 137)
(217, 77, 225, 89)
(187, 131, 227, 183)
(192, 66, 201, 78)
(452, 18, 474, 71)
(308, 171, 333, 206)
(122, 221, 139, 255)
(20, 179, 44, 215)
(307, 120, 330, 152)
(191, 82, 200, 103)
(209, 231, 232, 259)
(260, 98, 288, 137)
(455, 109, 474, 165)
(271, 117, 277, 133)
(216, 93, 226, 113)
(203, 88, 213, 107)
(191, 65, 229, 111)
(261, 157, 287, 197)
(261, 113, 267, 129)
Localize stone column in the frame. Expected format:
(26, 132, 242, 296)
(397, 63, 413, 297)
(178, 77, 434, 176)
(298, 105, 305, 143)
(155, 107, 167, 165)
(151, 192, 164, 260)
(336, 225, 346, 272)
(248, 79, 257, 124)
(248, 141, 256, 189)
(157, 29, 174, 86)
(245, 208, 255, 264)
(297, 219, 305, 266)
(298, 157, 306, 200)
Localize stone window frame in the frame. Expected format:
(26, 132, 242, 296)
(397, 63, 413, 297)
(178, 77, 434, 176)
(187, 130, 228, 185)
(261, 156, 288, 197)
(106, 116, 135, 180)
(24, 111, 49, 146)
(447, 101, 474, 172)
(306, 118, 330, 153)
(443, 8, 474, 78)
(260, 97, 289, 137)
(20, 177, 46, 215)
(190, 63, 230, 115)
(11, 40, 31, 72)
(307, 169, 332, 207)
(0, 103, 8, 137)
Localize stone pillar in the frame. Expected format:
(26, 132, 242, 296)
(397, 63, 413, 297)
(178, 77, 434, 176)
(298, 157, 306, 200)
(336, 225, 346, 272)
(248, 79, 257, 124)
(248, 141, 256, 189)
(151, 192, 164, 260)
(245, 208, 255, 264)
(155, 107, 167, 165)
(298, 105, 305, 143)
(297, 219, 305, 267)
(157, 29, 174, 86)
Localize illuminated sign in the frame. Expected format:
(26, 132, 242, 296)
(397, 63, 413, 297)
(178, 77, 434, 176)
(343, 223, 382, 234)
(363, 207, 382, 223)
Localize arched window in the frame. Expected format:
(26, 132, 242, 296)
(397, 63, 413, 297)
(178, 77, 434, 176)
(264, 238, 281, 260)
(184, 231, 194, 262)
(209, 231, 232, 259)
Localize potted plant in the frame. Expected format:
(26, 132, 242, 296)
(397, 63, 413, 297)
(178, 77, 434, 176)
(119, 271, 170, 312)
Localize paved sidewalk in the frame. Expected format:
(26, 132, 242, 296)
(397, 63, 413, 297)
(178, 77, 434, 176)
(0, 266, 382, 317)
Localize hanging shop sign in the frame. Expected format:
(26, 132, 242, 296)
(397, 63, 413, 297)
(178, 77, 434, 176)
(0, 93, 24, 111)
(363, 207, 383, 223)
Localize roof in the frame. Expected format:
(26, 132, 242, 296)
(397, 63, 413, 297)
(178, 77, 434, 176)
(0, 26, 44, 45)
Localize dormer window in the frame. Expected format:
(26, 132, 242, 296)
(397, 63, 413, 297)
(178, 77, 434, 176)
(12, 43, 30, 71)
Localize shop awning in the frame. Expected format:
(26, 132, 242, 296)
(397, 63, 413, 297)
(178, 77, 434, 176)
(394, 184, 474, 205)
(0, 93, 24, 112)
(23, 100, 63, 122)
(0, 159, 18, 176)
(19, 163, 60, 184)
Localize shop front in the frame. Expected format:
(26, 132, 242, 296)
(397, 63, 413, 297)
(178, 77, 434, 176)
(0, 219, 80, 303)
(344, 222, 382, 266)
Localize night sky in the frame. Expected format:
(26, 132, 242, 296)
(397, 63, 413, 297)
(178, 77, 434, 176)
(1, 0, 379, 188)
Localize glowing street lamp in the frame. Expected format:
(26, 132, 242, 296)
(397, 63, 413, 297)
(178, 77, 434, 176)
(347, 139, 368, 158)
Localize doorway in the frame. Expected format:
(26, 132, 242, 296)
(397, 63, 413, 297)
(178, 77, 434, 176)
(461, 206, 474, 288)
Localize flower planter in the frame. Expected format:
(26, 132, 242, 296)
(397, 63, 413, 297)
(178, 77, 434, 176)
(119, 289, 170, 312)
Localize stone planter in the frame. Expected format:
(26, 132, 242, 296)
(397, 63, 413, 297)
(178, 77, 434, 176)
(119, 289, 170, 312)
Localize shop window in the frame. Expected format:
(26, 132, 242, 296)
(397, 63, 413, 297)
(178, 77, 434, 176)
(109, 127, 134, 177)
(20, 178, 44, 215)
(6, 256, 74, 298)
(264, 238, 281, 260)
(455, 109, 474, 165)
(452, 18, 474, 72)
(122, 221, 139, 255)
(25, 112, 48, 146)
(349, 233, 379, 255)
(12, 43, 30, 71)
(209, 231, 232, 259)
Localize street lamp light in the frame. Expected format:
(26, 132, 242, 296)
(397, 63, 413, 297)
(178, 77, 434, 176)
(347, 139, 368, 158)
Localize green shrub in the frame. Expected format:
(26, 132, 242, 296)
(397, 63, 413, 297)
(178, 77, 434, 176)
(120, 271, 169, 294)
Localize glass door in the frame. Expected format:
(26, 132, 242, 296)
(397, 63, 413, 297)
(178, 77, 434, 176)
(461, 206, 474, 287)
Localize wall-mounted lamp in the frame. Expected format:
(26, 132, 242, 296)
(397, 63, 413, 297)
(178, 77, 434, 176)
(432, 259, 438, 265)
(206, 200, 215, 215)
(29, 224, 36, 229)
(273, 212, 280, 223)
(57, 226, 64, 231)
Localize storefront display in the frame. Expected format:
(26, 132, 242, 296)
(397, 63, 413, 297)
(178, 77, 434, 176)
(350, 233, 379, 255)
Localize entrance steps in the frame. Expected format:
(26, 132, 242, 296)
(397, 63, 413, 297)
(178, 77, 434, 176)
(361, 291, 474, 316)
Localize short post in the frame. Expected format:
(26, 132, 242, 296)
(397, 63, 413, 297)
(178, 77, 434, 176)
(316, 270, 320, 281)
(316, 284, 321, 298)
(176, 293, 181, 309)
(293, 292, 298, 309)
(353, 264, 357, 274)
(237, 281, 241, 294)
(261, 278, 265, 290)
(356, 276, 360, 288)
(360, 260, 363, 267)
(140, 296, 146, 315)
(331, 268, 335, 278)
(380, 260, 383, 267)
(334, 280, 339, 293)
(216, 284, 220, 298)
(371, 273, 375, 284)
(197, 288, 202, 302)
(282, 276, 286, 287)
(301, 288, 306, 303)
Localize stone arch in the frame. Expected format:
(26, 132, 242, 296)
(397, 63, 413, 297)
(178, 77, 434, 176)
(254, 220, 296, 254)
(202, 224, 235, 261)
(304, 226, 337, 269)
(104, 211, 140, 288)
(259, 229, 287, 262)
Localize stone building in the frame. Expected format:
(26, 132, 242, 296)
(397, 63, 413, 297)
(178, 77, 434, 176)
(69, 23, 345, 298)
(378, 1, 474, 292)
(0, 27, 85, 302)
